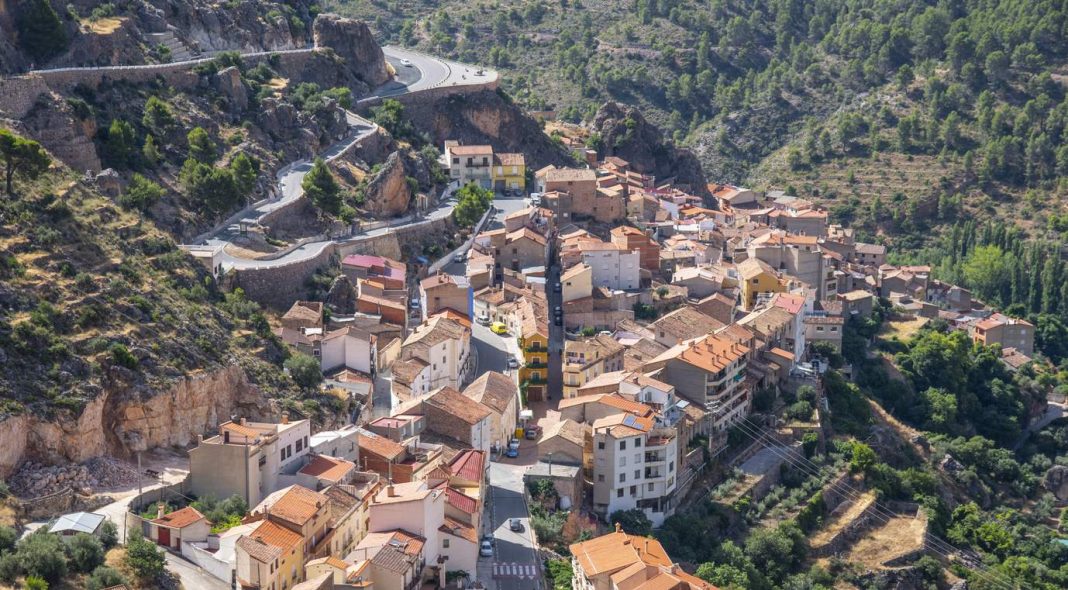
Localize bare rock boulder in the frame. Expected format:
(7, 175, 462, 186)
(313, 14, 391, 87)
(1044, 465, 1068, 501)
(363, 151, 412, 217)
(326, 275, 357, 315)
(212, 66, 249, 111)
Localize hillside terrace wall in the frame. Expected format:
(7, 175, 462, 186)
(0, 49, 317, 119)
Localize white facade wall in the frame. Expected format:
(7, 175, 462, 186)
(582, 250, 640, 291)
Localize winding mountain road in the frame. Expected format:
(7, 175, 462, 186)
(183, 46, 497, 271)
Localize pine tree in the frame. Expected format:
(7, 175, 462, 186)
(15, 0, 68, 62)
(302, 158, 341, 216)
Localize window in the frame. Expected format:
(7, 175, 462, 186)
(634, 470, 640, 480)
(648, 483, 655, 491)
(669, 461, 674, 472)
(443, 539, 450, 548)
(816, 326, 824, 332)
(619, 473, 625, 483)
(452, 157, 459, 164)
(597, 441, 605, 450)
(280, 449, 285, 462)
(634, 438, 641, 447)
(295, 439, 303, 452)
(617, 489, 624, 498)
(597, 474, 604, 482)
(634, 454, 641, 463)
(619, 456, 626, 467)
(630, 486, 636, 496)
(619, 440, 626, 450)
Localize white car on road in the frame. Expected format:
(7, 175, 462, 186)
(400, 58, 413, 67)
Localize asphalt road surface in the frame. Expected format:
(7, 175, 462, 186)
(479, 461, 541, 590)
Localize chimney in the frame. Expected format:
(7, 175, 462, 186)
(239, 417, 247, 426)
(614, 522, 622, 533)
(157, 502, 166, 519)
(197, 434, 204, 443)
(387, 484, 396, 497)
(281, 412, 289, 425)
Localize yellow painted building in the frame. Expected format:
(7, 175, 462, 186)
(518, 316, 549, 402)
(738, 257, 784, 310)
(492, 153, 526, 191)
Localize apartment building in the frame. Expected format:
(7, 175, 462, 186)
(563, 334, 626, 398)
(610, 226, 660, 271)
(590, 412, 679, 526)
(463, 372, 519, 451)
(563, 239, 640, 291)
(419, 274, 471, 320)
(444, 143, 493, 187)
(189, 416, 312, 506)
(648, 334, 750, 435)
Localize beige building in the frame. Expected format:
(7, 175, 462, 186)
(563, 335, 625, 398)
(971, 313, 1035, 356)
(392, 315, 472, 402)
(570, 529, 713, 590)
(463, 371, 519, 451)
(189, 416, 312, 506)
(591, 412, 678, 526)
(560, 263, 593, 304)
(419, 274, 470, 320)
(647, 334, 750, 435)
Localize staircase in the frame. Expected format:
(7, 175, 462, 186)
(144, 28, 198, 62)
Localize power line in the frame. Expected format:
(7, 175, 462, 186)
(724, 416, 1016, 590)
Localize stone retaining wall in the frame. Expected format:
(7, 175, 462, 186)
(0, 49, 318, 119)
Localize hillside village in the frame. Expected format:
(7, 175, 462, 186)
(30, 143, 1038, 590)
(3, 2, 1068, 590)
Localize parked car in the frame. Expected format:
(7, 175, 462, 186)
(554, 315, 563, 326)
(524, 425, 541, 440)
(480, 540, 493, 557)
(505, 446, 519, 458)
(409, 298, 420, 310)
(553, 282, 561, 293)
(510, 518, 523, 532)
(453, 252, 465, 263)
(554, 305, 562, 315)
(491, 322, 509, 335)
(477, 313, 491, 326)
(507, 356, 519, 369)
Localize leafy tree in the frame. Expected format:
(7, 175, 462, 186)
(102, 120, 138, 169)
(230, 153, 259, 198)
(284, 352, 322, 389)
(545, 559, 573, 590)
(120, 174, 164, 215)
(849, 441, 877, 473)
(142, 97, 175, 137)
(180, 159, 241, 214)
(187, 127, 217, 164)
(142, 135, 161, 166)
(15, 0, 68, 62)
(453, 182, 493, 227)
(16, 532, 67, 583)
(124, 532, 164, 580)
(98, 521, 118, 550)
(65, 533, 104, 574)
(24, 576, 47, 590)
(86, 565, 128, 590)
(0, 129, 51, 196)
(370, 99, 413, 139)
(743, 522, 806, 584)
(608, 509, 652, 536)
(302, 158, 341, 215)
(0, 553, 19, 584)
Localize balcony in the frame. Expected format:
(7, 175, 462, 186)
(644, 468, 664, 479)
(523, 375, 545, 385)
(644, 452, 666, 464)
(524, 361, 547, 370)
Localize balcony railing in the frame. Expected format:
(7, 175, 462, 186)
(524, 361, 547, 370)
(644, 453, 666, 463)
(524, 375, 545, 385)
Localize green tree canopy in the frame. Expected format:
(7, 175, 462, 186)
(453, 182, 493, 227)
(120, 174, 165, 214)
(302, 158, 342, 216)
(0, 129, 50, 196)
(284, 352, 323, 389)
(187, 127, 218, 164)
(15, 0, 68, 62)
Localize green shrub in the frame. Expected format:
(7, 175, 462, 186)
(109, 343, 138, 370)
(65, 533, 104, 574)
(284, 353, 322, 389)
(86, 565, 127, 590)
(14, 0, 68, 61)
(0, 526, 16, 553)
(16, 531, 68, 583)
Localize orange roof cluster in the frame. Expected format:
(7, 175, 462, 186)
(571, 531, 717, 590)
(677, 334, 749, 374)
(265, 485, 328, 526)
(242, 519, 303, 562)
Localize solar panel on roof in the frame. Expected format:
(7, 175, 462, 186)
(623, 415, 638, 428)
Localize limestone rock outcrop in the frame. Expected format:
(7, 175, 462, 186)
(326, 275, 358, 315)
(312, 14, 391, 88)
(363, 151, 412, 217)
(0, 365, 265, 477)
(1044, 465, 1068, 501)
(593, 101, 710, 198)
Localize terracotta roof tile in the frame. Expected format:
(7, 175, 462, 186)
(447, 450, 485, 482)
(152, 506, 206, 529)
(427, 387, 492, 425)
(299, 455, 356, 483)
(265, 485, 328, 527)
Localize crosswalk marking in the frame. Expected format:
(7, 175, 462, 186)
(493, 563, 538, 579)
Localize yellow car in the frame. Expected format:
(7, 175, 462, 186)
(491, 322, 508, 335)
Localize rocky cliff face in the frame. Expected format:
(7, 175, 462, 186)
(400, 89, 571, 169)
(312, 14, 390, 88)
(362, 151, 413, 217)
(0, 365, 264, 477)
(593, 102, 710, 198)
